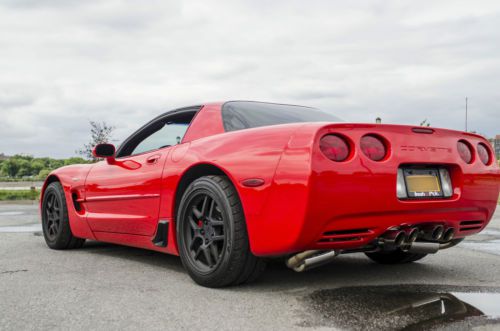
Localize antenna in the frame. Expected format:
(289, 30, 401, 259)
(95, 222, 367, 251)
(465, 97, 468, 132)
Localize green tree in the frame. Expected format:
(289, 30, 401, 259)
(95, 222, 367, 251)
(38, 169, 51, 180)
(77, 121, 115, 161)
(1, 159, 20, 177)
(16, 159, 32, 177)
(31, 160, 45, 175)
(64, 157, 88, 166)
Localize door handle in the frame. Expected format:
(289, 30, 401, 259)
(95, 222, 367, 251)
(146, 155, 160, 165)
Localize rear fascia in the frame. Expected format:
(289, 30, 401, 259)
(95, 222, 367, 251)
(251, 123, 499, 255)
(305, 123, 499, 251)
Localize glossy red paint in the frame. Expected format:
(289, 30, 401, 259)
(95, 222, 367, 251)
(84, 150, 167, 236)
(41, 102, 500, 257)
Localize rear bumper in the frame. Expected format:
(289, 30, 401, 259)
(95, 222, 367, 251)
(252, 175, 498, 256)
(306, 203, 491, 251)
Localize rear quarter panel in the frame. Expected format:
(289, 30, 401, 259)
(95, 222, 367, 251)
(159, 123, 307, 255)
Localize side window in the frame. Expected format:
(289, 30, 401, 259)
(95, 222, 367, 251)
(131, 123, 189, 155)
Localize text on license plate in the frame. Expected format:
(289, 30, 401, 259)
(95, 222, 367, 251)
(403, 169, 443, 198)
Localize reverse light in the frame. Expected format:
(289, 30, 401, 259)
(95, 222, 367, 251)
(457, 140, 473, 164)
(397, 169, 407, 198)
(438, 168, 453, 197)
(319, 134, 350, 162)
(360, 135, 387, 161)
(477, 143, 491, 165)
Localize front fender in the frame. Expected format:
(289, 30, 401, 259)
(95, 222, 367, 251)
(40, 165, 95, 240)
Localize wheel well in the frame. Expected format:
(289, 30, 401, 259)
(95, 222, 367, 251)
(41, 175, 60, 200)
(174, 164, 227, 218)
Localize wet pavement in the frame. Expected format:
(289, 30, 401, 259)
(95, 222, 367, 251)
(301, 285, 500, 330)
(0, 201, 499, 330)
(0, 201, 39, 227)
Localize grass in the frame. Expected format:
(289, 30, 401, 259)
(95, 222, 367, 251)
(0, 189, 40, 201)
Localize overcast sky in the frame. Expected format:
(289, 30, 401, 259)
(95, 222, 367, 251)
(1, 0, 499, 158)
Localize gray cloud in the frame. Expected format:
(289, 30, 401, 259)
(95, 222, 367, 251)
(0, 0, 499, 158)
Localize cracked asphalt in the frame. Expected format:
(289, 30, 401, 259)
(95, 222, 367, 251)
(0, 201, 499, 330)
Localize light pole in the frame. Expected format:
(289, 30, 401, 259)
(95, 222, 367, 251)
(465, 97, 468, 132)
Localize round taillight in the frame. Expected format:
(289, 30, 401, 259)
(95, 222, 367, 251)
(457, 140, 473, 164)
(320, 134, 350, 162)
(360, 135, 387, 161)
(477, 143, 491, 165)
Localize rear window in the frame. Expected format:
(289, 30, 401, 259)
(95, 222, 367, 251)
(221, 101, 341, 132)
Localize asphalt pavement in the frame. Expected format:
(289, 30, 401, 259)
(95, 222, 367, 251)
(1, 201, 500, 330)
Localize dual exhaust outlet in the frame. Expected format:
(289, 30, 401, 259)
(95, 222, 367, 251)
(379, 225, 455, 254)
(286, 225, 456, 272)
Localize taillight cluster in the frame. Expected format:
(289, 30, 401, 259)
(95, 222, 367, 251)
(457, 140, 473, 164)
(477, 143, 491, 165)
(360, 135, 387, 161)
(319, 134, 388, 162)
(319, 134, 493, 166)
(319, 135, 350, 162)
(457, 140, 492, 165)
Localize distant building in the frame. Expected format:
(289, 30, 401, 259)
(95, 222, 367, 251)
(0, 153, 8, 161)
(490, 135, 500, 159)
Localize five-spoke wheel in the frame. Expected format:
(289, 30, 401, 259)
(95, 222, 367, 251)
(184, 193, 226, 271)
(41, 182, 85, 250)
(43, 190, 62, 241)
(177, 175, 266, 287)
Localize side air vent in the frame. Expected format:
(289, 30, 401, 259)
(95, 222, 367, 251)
(71, 192, 82, 212)
(318, 228, 374, 244)
(459, 220, 484, 232)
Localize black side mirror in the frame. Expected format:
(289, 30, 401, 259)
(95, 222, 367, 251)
(92, 143, 116, 163)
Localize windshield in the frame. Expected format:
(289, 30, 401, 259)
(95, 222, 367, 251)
(221, 101, 341, 132)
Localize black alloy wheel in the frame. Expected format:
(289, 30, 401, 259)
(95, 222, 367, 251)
(183, 193, 226, 271)
(41, 182, 85, 250)
(177, 175, 266, 287)
(43, 190, 62, 241)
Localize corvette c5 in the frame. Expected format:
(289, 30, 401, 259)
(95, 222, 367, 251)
(40, 101, 500, 287)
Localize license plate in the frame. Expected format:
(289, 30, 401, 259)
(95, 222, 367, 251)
(403, 168, 443, 198)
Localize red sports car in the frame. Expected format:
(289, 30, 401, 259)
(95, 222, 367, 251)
(40, 101, 500, 287)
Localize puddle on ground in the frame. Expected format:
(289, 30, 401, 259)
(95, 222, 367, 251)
(0, 224, 41, 233)
(301, 285, 500, 330)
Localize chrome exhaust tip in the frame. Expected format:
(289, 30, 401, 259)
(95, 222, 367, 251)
(401, 227, 419, 251)
(432, 225, 444, 240)
(380, 230, 407, 248)
(442, 228, 455, 242)
(286, 250, 339, 272)
(407, 227, 419, 244)
(286, 250, 319, 270)
(421, 224, 445, 241)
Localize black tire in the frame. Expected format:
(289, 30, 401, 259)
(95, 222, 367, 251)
(365, 250, 427, 264)
(177, 175, 266, 288)
(41, 182, 85, 250)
